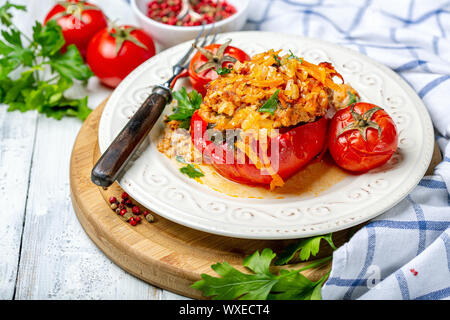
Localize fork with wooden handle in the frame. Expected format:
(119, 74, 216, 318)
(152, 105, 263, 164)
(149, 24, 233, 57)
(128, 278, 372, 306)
(91, 26, 217, 188)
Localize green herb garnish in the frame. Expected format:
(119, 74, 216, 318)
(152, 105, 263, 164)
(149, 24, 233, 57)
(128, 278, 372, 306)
(0, 2, 93, 120)
(180, 164, 204, 179)
(258, 89, 280, 115)
(275, 233, 336, 265)
(192, 233, 337, 300)
(273, 54, 281, 66)
(168, 87, 202, 129)
(176, 156, 204, 179)
(215, 67, 232, 75)
(288, 49, 303, 63)
(347, 90, 360, 106)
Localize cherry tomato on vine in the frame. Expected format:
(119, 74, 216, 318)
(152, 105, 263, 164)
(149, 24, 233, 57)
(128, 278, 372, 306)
(86, 25, 156, 88)
(328, 102, 398, 173)
(188, 40, 250, 96)
(44, 0, 108, 57)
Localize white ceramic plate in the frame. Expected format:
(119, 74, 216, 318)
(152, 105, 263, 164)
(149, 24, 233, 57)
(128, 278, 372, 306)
(98, 31, 434, 240)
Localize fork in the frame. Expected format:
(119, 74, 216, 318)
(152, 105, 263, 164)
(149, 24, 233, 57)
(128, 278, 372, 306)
(91, 26, 218, 187)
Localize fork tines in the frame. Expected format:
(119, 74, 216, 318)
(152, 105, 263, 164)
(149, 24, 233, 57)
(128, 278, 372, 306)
(174, 23, 219, 70)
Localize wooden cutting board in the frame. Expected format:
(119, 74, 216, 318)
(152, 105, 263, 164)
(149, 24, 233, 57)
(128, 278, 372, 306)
(70, 99, 441, 299)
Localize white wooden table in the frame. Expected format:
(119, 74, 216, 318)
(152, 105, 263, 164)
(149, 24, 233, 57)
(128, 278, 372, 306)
(0, 0, 188, 300)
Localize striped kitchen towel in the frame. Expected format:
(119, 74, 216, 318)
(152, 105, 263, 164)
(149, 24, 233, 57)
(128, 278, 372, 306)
(245, 0, 450, 300)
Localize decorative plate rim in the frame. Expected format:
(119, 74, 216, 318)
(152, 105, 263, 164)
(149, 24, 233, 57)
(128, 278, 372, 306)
(98, 31, 434, 240)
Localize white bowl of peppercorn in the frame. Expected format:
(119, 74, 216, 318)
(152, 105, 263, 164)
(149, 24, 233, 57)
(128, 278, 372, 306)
(131, 0, 250, 49)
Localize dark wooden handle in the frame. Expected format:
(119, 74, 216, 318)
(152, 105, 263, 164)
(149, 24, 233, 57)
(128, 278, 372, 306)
(91, 91, 169, 187)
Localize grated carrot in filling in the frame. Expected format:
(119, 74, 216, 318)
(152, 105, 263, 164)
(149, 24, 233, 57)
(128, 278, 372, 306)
(198, 49, 346, 131)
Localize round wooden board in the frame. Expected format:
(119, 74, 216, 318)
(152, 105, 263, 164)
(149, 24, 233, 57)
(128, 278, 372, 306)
(70, 99, 441, 299)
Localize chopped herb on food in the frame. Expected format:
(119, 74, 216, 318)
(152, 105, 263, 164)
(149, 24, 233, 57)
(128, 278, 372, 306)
(215, 67, 232, 75)
(347, 90, 360, 106)
(258, 89, 280, 115)
(273, 54, 281, 66)
(168, 87, 202, 128)
(175, 155, 187, 164)
(288, 49, 303, 63)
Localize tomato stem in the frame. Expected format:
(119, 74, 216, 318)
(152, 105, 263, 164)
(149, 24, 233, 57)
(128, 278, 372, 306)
(336, 105, 383, 141)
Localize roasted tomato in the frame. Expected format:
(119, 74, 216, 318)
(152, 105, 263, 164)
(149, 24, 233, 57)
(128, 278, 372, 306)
(328, 102, 398, 172)
(188, 40, 250, 96)
(44, 0, 108, 57)
(86, 25, 156, 88)
(191, 111, 328, 186)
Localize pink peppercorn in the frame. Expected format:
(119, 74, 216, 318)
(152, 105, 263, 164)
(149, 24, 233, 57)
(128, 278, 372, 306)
(129, 217, 137, 226)
(132, 206, 141, 215)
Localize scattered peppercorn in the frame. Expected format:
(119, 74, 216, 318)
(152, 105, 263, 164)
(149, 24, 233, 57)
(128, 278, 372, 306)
(109, 193, 153, 226)
(132, 206, 141, 215)
(145, 214, 155, 222)
(123, 212, 133, 221)
(125, 199, 133, 208)
(129, 217, 137, 226)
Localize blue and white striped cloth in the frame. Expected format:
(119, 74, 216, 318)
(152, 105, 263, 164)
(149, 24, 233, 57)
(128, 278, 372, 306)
(245, 0, 450, 300)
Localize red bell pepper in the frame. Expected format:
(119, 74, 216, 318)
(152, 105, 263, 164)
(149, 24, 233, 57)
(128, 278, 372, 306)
(190, 111, 328, 186)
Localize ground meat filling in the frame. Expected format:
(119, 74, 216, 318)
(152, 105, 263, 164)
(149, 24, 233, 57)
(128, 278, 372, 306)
(197, 49, 351, 131)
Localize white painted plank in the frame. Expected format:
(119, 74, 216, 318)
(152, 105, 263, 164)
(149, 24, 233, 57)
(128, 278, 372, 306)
(13, 115, 164, 299)
(8, 0, 189, 300)
(0, 108, 37, 299)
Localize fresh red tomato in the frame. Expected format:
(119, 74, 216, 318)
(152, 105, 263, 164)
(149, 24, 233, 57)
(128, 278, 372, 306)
(328, 102, 398, 172)
(44, 0, 108, 57)
(191, 111, 328, 186)
(86, 25, 156, 88)
(189, 41, 250, 96)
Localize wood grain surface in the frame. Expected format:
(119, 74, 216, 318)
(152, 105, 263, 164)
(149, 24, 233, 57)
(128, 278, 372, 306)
(70, 100, 359, 299)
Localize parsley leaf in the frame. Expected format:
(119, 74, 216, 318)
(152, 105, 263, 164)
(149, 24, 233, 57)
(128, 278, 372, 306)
(168, 87, 202, 126)
(49, 44, 93, 82)
(215, 67, 232, 75)
(258, 89, 280, 115)
(191, 248, 332, 300)
(0, 2, 93, 121)
(33, 20, 65, 57)
(275, 233, 336, 266)
(347, 90, 360, 106)
(179, 164, 204, 179)
(0, 1, 25, 27)
(273, 54, 282, 66)
(176, 156, 204, 178)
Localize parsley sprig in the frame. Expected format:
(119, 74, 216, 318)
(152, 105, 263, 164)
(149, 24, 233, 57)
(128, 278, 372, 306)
(0, 2, 93, 120)
(192, 234, 337, 300)
(168, 87, 202, 129)
(258, 89, 280, 115)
